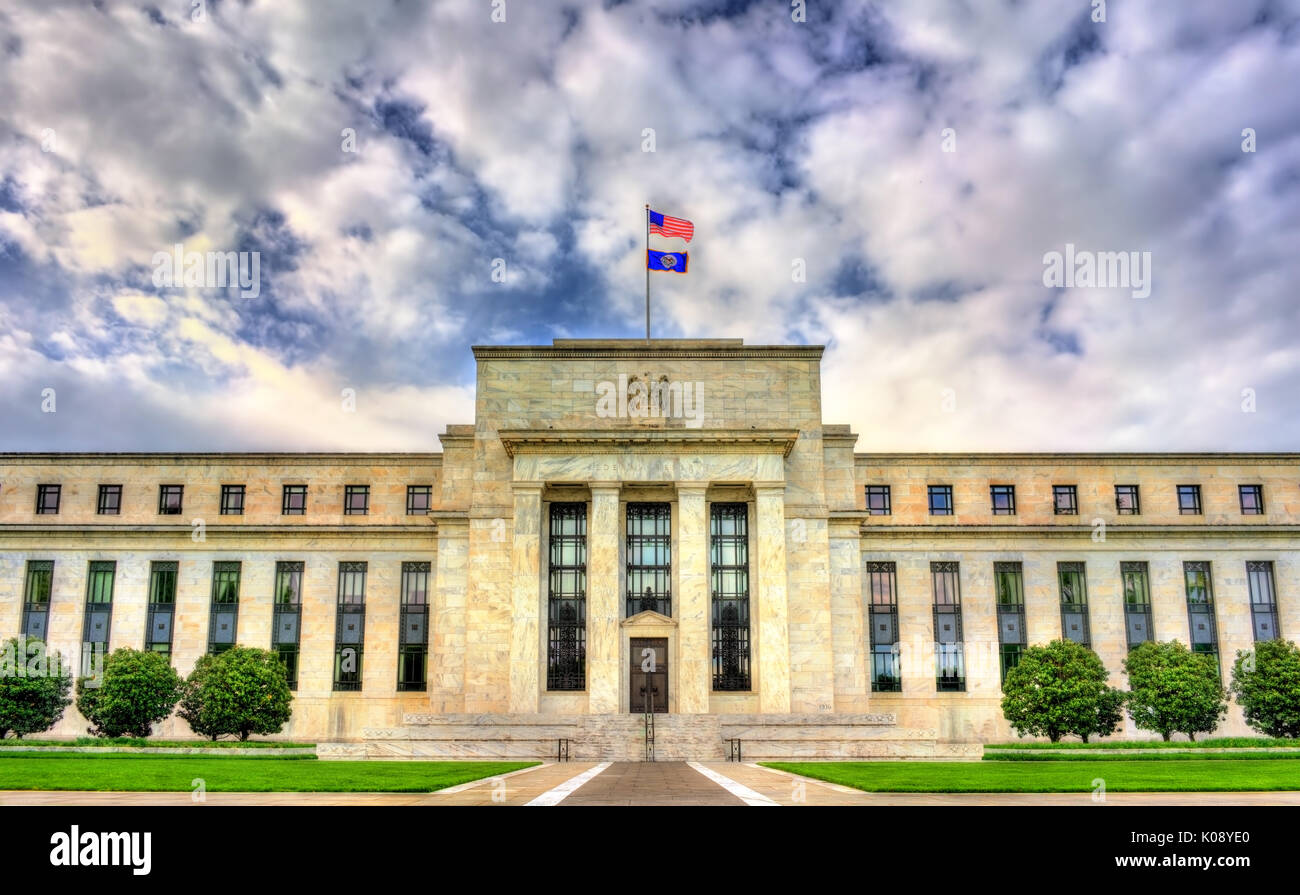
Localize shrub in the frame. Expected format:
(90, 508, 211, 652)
(75, 648, 183, 738)
(179, 647, 293, 741)
(1001, 639, 1125, 743)
(1230, 640, 1300, 738)
(0, 637, 74, 739)
(1124, 640, 1227, 742)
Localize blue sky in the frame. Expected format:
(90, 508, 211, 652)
(1, 0, 1298, 451)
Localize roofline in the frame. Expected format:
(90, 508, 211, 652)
(0, 452, 444, 463)
(472, 343, 824, 360)
(854, 452, 1300, 464)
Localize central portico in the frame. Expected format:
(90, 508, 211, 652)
(425, 338, 840, 723)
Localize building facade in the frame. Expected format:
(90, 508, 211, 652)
(2, 338, 1297, 758)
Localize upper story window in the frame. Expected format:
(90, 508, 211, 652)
(97, 485, 122, 515)
(866, 486, 891, 516)
(1053, 485, 1078, 515)
(626, 503, 671, 616)
(406, 485, 433, 515)
(1239, 485, 1264, 515)
(990, 485, 1016, 515)
(344, 485, 370, 516)
(1177, 485, 1202, 515)
(220, 485, 245, 516)
(282, 485, 308, 515)
(158, 485, 184, 515)
(928, 485, 954, 516)
(1057, 561, 1091, 647)
(35, 484, 60, 514)
(1115, 485, 1140, 515)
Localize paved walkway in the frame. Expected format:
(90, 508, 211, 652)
(560, 761, 745, 806)
(3, 761, 1299, 806)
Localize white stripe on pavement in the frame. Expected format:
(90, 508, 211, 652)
(687, 762, 780, 806)
(525, 762, 612, 806)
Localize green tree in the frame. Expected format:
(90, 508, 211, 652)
(75, 647, 183, 738)
(1001, 639, 1125, 743)
(1230, 640, 1300, 738)
(179, 647, 293, 741)
(1124, 640, 1227, 741)
(0, 637, 74, 738)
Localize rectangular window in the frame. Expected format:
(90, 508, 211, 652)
(273, 561, 303, 689)
(994, 562, 1025, 683)
(344, 485, 370, 515)
(145, 561, 178, 657)
(626, 502, 671, 616)
(866, 486, 891, 516)
(1247, 561, 1280, 642)
(1121, 561, 1153, 650)
(928, 485, 954, 516)
(398, 561, 431, 692)
(711, 503, 752, 691)
(334, 562, 367, 691)
(1239, 485, 1264, 515)
(82, 560, 115, 674)
(1184, 561, 1219, 667)
(36, 484, 60, 514)
(282, 485, 307, 515)
(406, 485, 433, 515)
(1177, 484, 1202, 515)
(932, 562, 964, 691)
(867, 562, 900, 692)
(1053, 485, 1078, 515)
(1058, 561, 1090, 647)
(208, 561, 241, 654)
(1115, 485, 1140, 515)
(97, 485, 122, 515)
(21, 560, 54, 642)
(990, 485, 1016, 515)
(220, 485, 245, 516)
(83, 560, 116, 647)
(547, 503, 587, 690)
(158, 484, 183, 515)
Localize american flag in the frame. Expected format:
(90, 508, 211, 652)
(649, 209, 694, 242)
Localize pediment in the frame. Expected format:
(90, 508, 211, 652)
(620, 610, 677, 628)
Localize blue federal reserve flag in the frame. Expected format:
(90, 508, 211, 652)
(647, 249, 688, 274)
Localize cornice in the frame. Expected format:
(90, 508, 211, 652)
(473, 344, 823, 361)
(0, 452, 443, 466)
(857, 523, 1300, 539)
(854, 452, 1300, 466)
(497, 428, 800, 458)
(0, 524, 436, 540)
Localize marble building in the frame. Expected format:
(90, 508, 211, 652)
(1, 338, 1296, 758)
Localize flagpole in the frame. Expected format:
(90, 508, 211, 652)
(644, 203, 650, 340)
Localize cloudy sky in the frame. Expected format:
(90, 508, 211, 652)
(1, 0, 1297, 452)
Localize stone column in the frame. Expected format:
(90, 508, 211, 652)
(587, 483, 621, 713)
(429, 517, 468, 712)
(676, 483, 710, 713)
(754, 483, 791, 714)
(508, 483, 543, 714)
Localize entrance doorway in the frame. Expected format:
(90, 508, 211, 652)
(629, 637, 668, 713)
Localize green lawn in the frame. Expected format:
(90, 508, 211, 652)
(762, 759, 1300, 792)
(0, 754, 536, 792)
(983, 751, 1300, 761)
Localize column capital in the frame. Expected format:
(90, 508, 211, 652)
(589, 480, 622, 493)
(753, 481, 787, 494)
(675, 482, 709, 496)
(510, 480, 544, 494)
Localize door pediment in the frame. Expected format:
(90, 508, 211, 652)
(620, 609, 677, 628)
